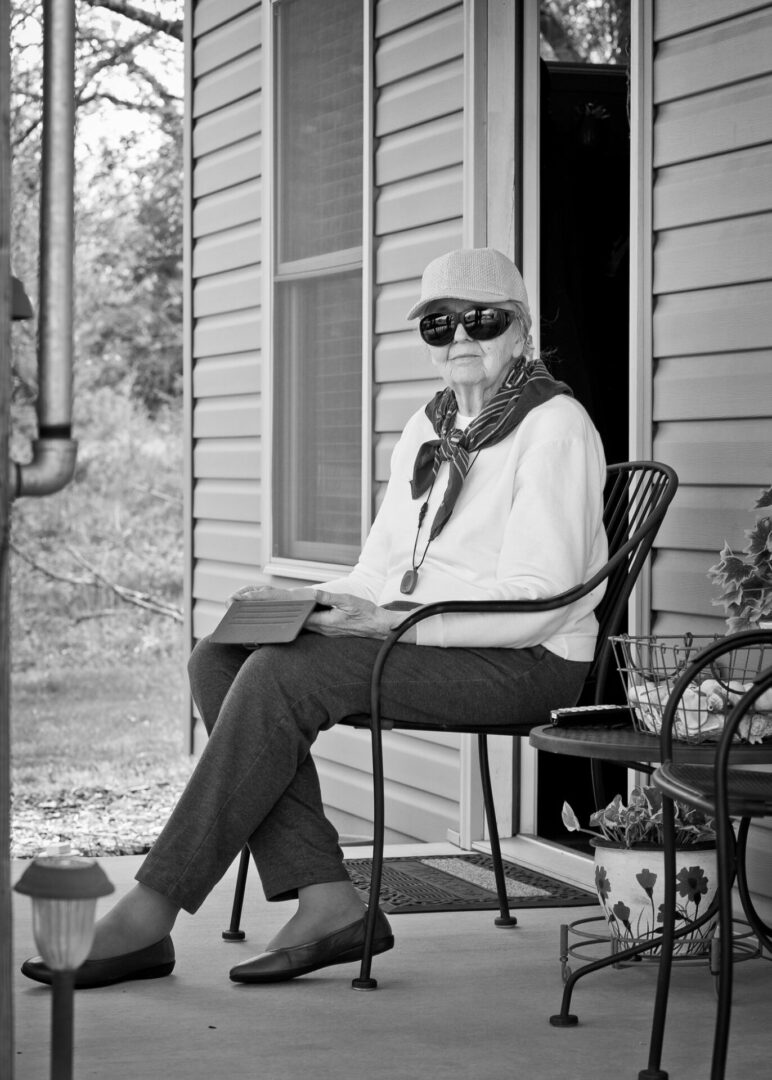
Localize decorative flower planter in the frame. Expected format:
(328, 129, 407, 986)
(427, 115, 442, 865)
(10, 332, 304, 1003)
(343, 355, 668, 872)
(592, 839, 718, 956)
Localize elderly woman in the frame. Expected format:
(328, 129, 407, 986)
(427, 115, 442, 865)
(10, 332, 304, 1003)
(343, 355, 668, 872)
(23, 248, 607, 988)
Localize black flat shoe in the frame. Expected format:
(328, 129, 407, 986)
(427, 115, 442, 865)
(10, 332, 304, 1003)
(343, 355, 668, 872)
(229, 910, 394, 984)
(21, 935, 175, 989)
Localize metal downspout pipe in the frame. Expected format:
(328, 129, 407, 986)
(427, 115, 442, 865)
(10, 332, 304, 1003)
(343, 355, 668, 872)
(11, 0, 77, 499)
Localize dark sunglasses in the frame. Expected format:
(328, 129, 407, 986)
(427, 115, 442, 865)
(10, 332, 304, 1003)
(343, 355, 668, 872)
(419, 307, 515, 347)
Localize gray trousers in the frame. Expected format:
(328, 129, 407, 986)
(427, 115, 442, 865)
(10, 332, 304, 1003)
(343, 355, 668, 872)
(136, 632, 588, 912)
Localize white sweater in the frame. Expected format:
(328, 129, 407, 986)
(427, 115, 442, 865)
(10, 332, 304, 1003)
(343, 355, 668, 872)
(321, 394, 608, 661)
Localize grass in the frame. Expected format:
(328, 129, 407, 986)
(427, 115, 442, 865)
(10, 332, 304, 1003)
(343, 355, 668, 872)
(9, 389, 190, 804)
(11, 618, 188, 794)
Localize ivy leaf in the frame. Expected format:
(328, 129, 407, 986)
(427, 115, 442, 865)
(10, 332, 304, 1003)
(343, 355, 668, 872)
(561, 802, 581, 832)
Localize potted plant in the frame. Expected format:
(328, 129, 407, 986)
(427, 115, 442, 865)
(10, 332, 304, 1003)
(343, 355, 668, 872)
(707, 482, 772, 632)
(562, 786, 717, 954)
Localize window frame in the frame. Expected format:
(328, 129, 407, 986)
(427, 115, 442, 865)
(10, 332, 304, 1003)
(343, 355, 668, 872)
(262, 0, 373, 581)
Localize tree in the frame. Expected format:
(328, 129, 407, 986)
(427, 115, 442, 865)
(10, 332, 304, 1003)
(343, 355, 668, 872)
(10, 0, 184, 414)
(82, 0, 183, 40)
(540, 1, 631, 65)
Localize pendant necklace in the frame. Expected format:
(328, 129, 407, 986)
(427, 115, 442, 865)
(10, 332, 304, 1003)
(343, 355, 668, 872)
(400, 479, 435, 595)
(400, 450, 481, 596)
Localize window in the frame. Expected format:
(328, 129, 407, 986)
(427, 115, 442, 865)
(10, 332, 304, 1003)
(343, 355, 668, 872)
(273, 0, 364, 566)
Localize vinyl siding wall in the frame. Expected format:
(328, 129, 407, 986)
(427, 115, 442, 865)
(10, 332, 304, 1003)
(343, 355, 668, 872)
(189, 0, 264, 643)
(649, 1, 772, 635)
(187, 0, 470, 842)
(648, 0, 772, 893)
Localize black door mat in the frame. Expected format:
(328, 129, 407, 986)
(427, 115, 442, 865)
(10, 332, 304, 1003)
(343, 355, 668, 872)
(344, 853, 596, 914)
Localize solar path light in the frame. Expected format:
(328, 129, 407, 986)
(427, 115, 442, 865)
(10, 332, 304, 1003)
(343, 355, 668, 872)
(15, 856, 114, 1080)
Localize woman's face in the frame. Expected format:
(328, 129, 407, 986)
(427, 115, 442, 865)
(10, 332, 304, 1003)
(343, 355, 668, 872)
(422, 300, 525, 413)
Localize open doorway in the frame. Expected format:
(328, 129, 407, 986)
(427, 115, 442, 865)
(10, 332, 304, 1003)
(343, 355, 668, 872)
(535, 57, 631, 846)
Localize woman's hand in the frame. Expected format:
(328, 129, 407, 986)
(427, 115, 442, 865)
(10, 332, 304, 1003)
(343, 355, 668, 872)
(306, 590, 415, 642)
(228, 585, 318, 604)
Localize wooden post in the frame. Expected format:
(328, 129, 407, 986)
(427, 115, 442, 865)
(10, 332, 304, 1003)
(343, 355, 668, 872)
(1, 0, 15, 1071)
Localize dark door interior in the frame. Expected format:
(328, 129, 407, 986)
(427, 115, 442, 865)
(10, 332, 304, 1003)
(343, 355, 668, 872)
(535, 60, 630, 847)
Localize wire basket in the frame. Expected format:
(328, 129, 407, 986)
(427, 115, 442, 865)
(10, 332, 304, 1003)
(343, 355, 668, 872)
(610, 633, 772, 743)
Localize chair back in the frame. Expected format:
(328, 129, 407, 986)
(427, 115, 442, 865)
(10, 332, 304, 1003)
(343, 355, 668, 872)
(580, 461, 679, 707)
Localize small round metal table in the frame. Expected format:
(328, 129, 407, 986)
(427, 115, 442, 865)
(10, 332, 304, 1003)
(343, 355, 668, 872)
(529, 721, 770, 766)
(528, 722, 770, 1029)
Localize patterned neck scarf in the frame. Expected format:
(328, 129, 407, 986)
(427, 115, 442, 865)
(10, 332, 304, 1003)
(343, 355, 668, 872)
(410, 358, 572, 540)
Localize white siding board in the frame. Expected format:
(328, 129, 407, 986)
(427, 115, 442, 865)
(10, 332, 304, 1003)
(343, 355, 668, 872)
(193, 395, 261, 438)
(376, 0, 459, 38)
(376, 164, 463, 235)
(193, 94, 261, 157)
(376, 220, 462, 283)
(375, 433, 399, 481)
(318, 757, 458, 842)
(653, 549, 725, 619)
(654, 352, 772, 420)
(375, 5, 462, 88)
(374, 323, 436, 365)
(653, 611, 726, 636)
(654, 485, 768, 552)
(654, 10, 772, 104)
(194, 438, 261, 479)
(195, 0, 255, 37)
(375, 58, 464, 136)
(314, 728, 459, 801)
(194, 559, 264, 603)
(376, 113, 463, 186)
(653, 282, 772, 356)
(193, 353, 261, 396)
(193, 50, 263, 118)
(654, 74, 772, 167)
(193, 309, 262, 357)
(193, 180, 261, 238)
(654, 212, 772, 294)
(194, 520, 260, 563)
(654, 146, 772, 230)
(192, 597, 231, 639)
(193, 135, 262, 198)
(375, 341, 439, 388)
(655, 419, 772, 485)
(193, 478, 260, 522)
(375, 382, 438, 432)
(655, 0, 768, 40)
(375, 286, 421, 335)
(193, 222, 262, 277)
(193, 265, 261, 317)
(193, 8, 261, 76)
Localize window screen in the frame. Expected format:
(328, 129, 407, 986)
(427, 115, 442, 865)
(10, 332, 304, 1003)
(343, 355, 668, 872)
(273, 0, 363, 565)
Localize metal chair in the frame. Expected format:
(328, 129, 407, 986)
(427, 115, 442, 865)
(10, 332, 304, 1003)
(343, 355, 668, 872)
(640, 629, 772, 1080)
(222, 460, 679, 989)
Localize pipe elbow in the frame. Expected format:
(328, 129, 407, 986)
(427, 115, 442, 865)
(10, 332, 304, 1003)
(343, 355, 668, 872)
(12, 437, 78, 500)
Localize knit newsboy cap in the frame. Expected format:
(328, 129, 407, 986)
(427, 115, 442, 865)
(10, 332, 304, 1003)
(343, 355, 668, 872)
(406, 248, 530, 320)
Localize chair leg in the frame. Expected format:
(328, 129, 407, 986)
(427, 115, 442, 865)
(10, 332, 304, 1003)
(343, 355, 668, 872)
(478, 733, 517, 927)
(352, 717, 386, 990)
(637, 793, 677, 1080)
(734, 816, 772, 952)
(710, 808, 739, 1079)
(222, 845, 250, 941)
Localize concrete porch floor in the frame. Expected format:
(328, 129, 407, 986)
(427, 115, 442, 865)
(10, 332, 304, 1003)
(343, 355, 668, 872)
(11, 846, 772, 1080)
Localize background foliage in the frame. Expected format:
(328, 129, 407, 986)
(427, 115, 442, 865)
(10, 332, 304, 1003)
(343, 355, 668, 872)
(9, 2, 187, 851)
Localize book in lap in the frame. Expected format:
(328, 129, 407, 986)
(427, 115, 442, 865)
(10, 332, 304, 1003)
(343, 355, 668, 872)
(210, 598, 319, 645)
